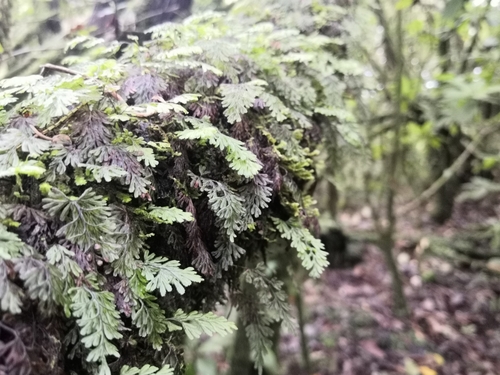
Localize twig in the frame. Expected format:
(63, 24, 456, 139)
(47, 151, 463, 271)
(458, 3, 489, 74)
(0, 46, 64, 63)
(398, 121, 500, 215)
(40, 63, 86, 77)
(43, 103, 86, 135)
(29, 125, 53, 141)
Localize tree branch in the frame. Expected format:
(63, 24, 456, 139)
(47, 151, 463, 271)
(398, 120, 500, 215)
(40, 63, 85, 77)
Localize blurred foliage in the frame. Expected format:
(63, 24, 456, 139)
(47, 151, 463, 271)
(339, 0, 500, 216)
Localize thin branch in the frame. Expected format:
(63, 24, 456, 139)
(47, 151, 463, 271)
(29, 125, 53, 141)
(372, 0, 398, 67)
(0, 46, 64, 63)
(40, 63, 86, 77)
(458, 4, 489, 74)
(398, 121, 500, 215)
(355, 42, 393, 102)
(385, 8, 404, 237)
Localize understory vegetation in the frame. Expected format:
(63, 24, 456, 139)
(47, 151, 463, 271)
(2, 0, 500, 375)
(0, 3, 354, 375)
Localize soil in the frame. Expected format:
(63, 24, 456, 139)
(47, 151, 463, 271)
(280, 201, 500, 375)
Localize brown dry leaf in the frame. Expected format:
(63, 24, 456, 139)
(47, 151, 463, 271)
(425, 315, 459, 340)
(359, 339, 385, 359)
(486, 257, 500, 274)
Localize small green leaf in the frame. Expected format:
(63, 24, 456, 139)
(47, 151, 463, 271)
(395, 0, 412, 10)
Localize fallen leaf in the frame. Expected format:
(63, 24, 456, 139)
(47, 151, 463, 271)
(432, 353, 445, 366)
(404, 357, 420, 375)
(360, 339, 385, 359)
(486, 257, 500, 273)
(419, 366, 437, 375)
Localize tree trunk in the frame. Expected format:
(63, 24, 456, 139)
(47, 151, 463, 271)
(429, 130, 464, 224)
(380, 231, 408, 317)
(229, 317, 254, 375)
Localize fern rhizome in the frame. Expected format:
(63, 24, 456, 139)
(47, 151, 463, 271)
(0, 10, 353, 375)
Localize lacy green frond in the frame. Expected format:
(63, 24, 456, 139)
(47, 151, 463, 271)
(0, 261, 23, 314)
(141, 251, 203, 296)
(42, 188, 120, 260)
(46, 245, 83, 279)
(14, 256, 60, 304)
(70, 287, 123, 364)
(120, 364, 174, 375)
(177, 118, 262, 178)
(168, 309, 237, 340)
(272, 217, 329, 278)
(0, 160, 46, 179)
(189, 173, 246, 241)
(212, 239, 246, 271)
(241, 263, 293, 326)
(220, 80, 267, 124)
(246, 316, 274, 371)
(79, 164, 128, 183)
(260, 92, 290, 122)
(136, 206, 194, 225)
(131, 297, 168, 350)
(0, 223, 24, 259)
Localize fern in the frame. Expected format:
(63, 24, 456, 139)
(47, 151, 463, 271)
(189, 173, 247, 241)
(177, 117, 262, 178)
(0, 261, 23, 314)
(0, 223, 24, 259)
(46, 245, 82, 279)
(79, 164, 128, 183)
(0, 4, 355, 373)
(212, 239, 246, 272)
(42, 188, 120, 261)
(260, 92, 290, 122)
(135, 206, 194, 225)
(240, 263, 294, 371)
(272, 217, 329, 277)
(246, 316, 274, 371)
(120, 364, 174, 375)
(131, 297, 168, 349)
(167, 309, 237, 340)
(220, 80, 267, 124)
(14, 256, 60, 305)
(141, 251, 203, 296)
(70, 286, 123, 373)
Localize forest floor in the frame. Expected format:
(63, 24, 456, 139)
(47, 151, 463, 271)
(280, 201, 500, 375)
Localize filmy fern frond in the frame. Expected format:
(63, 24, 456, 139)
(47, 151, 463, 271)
(0, 224, 24, 259)
(189, 173, 246, 241)
(136, 206, 194, 225)
(70, 286, 123, 368)
(220, 80, 267, 124)
(42, 188, 120, 260)
(120, 364, 174, 375)
(272, 217, 329, 278)
(0, 261, 23, 314)
(177, 117, 262, 178)
(14, 256, 59, 304)
(141, 251, 203, 296)
(168, 309, 237, 340)
(79, 164, 128, 183)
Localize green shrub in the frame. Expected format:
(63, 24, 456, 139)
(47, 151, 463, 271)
(0, 10, 352, 375)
